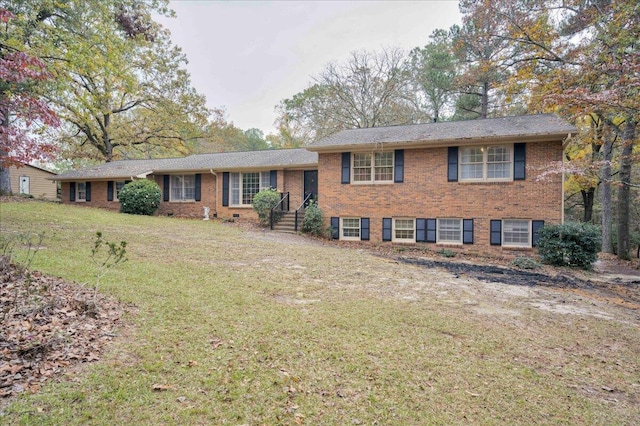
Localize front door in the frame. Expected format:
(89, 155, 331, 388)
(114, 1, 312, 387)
(19, 176, 30, 195)
(303, 170, 318, 204)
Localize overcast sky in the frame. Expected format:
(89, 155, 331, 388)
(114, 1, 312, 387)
(155, 1, 462, 135)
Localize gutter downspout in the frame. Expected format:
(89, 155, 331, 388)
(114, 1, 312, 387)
(561, 133, 572, 225)
(210, 169, 217, 217)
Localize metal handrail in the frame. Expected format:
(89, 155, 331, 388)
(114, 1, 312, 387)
(293, 192, 314, 232)
(270, 192, 289, 230)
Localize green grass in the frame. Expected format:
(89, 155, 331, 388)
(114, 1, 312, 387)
(1, 201, 639, 425)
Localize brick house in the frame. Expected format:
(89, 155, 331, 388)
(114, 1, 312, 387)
(54, 149, 318, 221)
(305, 114, 577, 252)
(55, 114, 576, 252)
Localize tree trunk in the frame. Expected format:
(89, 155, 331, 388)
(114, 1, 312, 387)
(616, 118, 636, 260)
(480, 80, 489, 118)
(581, 187, 595, 223)
(601, 130, 614, 254)
(0, 162, 10, 195)
(0, 102, 10, 195)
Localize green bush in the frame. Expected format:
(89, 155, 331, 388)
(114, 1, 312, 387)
(510, 256, 541, 270)
(536, 222, 601, 269)
(252, 189, 281, 226)
(302, 202, 326, 237)
(437, 248, 457, 258)
(118, 179, 161, 216)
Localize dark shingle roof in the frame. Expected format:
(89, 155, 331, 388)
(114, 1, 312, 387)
(307, 114, 577, 151)
(155, 148, 318, 172)
(53, 148, 317, 181)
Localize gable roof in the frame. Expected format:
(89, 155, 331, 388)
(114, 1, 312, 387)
(12, 162, 58, 175)
(306, 114, 578, 152)
(53, 148, 318, 181)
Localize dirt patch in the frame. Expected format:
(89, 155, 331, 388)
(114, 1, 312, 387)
(393, 256, 640, 309)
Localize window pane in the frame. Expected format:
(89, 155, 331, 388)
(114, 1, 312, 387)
(171, 175, 183, 200)
(115, 181, 125, 200)
(394, 219, 415, 240)
(487, 146, 511, 179)
(242, 172, 260, 204)
(503, 220, 530, 246)
(231, 173, 240, 205)
(342, 218, 360, 238)
(438, 219, 462, 243)
(461, 147, 483, 163)
(461, 164, 483, 179)
(183, 175, 195, 200)
(487, 162, 510, 179)
(77, 182, 86, 200)
(460, 147, 483, 179)
(353, 153, 372, 182)
(374, 152, 393, 181)
(260, 171, 271, 190)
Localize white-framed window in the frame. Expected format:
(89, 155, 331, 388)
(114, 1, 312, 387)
(352, 152, 393, 183)
(230, 171, 271, 206)
(340, 217, 361, 241)
(171, 175, 195, 201)
(114, 181, 126, 201)
(437, 218, 462, 244)
(502, 219, 531, 247)
(393, 218, 415, 243)
(76, 182, 86, 201)
(460, 145, 512, 181)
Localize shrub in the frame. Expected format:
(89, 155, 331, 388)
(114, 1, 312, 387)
(252, 189, 281, 226)
(302, 202, 326, 237)
(510, 256, 541, 270)
(118, 179, 161, 216)
(536, 222, 601, 269)
(437, 248, 457, 258)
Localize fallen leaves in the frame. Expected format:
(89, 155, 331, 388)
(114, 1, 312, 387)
(1, 258, 126, 401)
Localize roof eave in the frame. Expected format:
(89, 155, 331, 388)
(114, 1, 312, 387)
(306, 131, 577, 153)
(51, 170, 153, 182)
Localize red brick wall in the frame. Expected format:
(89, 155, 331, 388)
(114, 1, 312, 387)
(318, 141, 564, 250)
(284, 170, 305, 209)
(152, 174, 218, 219)
(62, 175, 223, 219)
(60, 181, 121, 212)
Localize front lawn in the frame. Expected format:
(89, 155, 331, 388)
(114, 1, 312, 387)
(1, 201, 638, 424)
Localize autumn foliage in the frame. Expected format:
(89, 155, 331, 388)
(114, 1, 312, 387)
(0, 9, 59, 168)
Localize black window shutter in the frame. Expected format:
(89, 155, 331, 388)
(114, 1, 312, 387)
(330, 217, 340, 239)
(382, 218, 392, 242)
(194, 174, 202, 201)
(163, 175, 170, 202)
(463, 219, 474, 244)
(448, 147, 458, 182)
(416, 218, 427, 242)
(394, 150, 404, 183)
(270, 170, 277, 189)
(514, 143, 526, 180)
(490, 220, 502, 245)
(361, 218, 370, 241)
(341, 152, 351, 184)
(532, 220, 544, 247)
(107, 181, 114, 201)
(69, 182, 76, 202)
(222, 172, 229, 206)
(85, 182, 91, 201)
(426, 219, 436, 243)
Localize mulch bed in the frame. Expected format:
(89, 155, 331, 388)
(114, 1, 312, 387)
(0, 256, 126, 404)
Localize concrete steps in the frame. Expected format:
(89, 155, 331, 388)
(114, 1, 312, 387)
(272, 211, 304, 233)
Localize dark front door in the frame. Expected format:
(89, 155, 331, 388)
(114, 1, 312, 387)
(303, 170, 318, 203)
